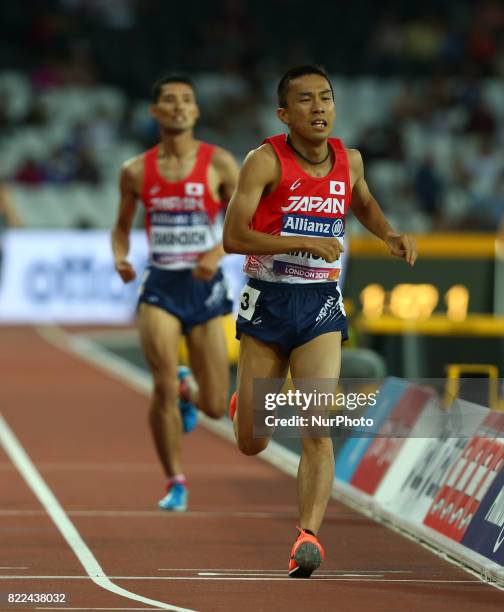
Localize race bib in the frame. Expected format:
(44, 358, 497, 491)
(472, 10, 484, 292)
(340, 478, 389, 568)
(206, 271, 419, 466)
(238, 285, 261, 321)
(272, 214, 344, 281)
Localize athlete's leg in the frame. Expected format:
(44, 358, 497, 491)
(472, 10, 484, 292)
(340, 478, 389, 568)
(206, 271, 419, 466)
(234, 333, 289, 456)
(138, 303, 183, 477)
(289, 332, 342, 534)
(186, 316, 229, 419)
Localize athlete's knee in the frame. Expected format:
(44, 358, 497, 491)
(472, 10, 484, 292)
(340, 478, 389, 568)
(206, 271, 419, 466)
(198, 390, 227, 419)
(151, 372, 179, 408)
(301, 436, 333, 456)
(237, 434, 268, 456)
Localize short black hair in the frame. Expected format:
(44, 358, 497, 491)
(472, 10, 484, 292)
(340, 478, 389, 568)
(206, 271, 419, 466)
(277, 65, 333, 108)
(151, 74, 196, 103)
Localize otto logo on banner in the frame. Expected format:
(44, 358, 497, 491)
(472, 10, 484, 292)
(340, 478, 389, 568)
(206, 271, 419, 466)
(185, 183, 204, 196)
(329, 181, 345, 195)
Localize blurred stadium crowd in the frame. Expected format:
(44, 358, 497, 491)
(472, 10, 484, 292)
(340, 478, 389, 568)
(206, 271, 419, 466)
(1, 0, 503, 232)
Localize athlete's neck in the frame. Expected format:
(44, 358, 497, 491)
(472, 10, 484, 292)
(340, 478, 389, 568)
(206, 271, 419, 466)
(159, 129, 198, 159)
(287, 133, 331, 165)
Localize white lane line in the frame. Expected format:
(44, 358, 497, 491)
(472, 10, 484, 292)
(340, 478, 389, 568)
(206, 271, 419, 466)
(197, 572, 384, 578)
(0, 414, 196, 612)
(0, 509, 302, 519)
(0, 566, 28, 569)
(0, 575, 483, 583)
(157, 568, 413, 573)
(37, 609, 167, 611)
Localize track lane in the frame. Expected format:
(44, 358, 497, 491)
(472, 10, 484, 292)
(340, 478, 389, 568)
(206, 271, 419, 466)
(1, 327, 503, 611)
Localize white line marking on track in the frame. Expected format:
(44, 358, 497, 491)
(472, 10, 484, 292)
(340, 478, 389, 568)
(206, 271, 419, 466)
(0, 509, 302, 519)
(197, 571, 385, 577)
(0, 575, 483, 583)
(0, 414, 196, 612)
(158, 568, 413, 576)
(0, 566, 28, 569)
(157, 568, 412, 573)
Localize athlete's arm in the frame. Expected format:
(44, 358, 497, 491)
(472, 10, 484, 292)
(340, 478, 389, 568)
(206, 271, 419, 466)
(223, 146, 342, 262)
(0, 185, 23, 227)
(112, 158, 140, 283)
(214, 146, 240, 204)
(193, 148, 240, 280)
(349, 149, 417, 266)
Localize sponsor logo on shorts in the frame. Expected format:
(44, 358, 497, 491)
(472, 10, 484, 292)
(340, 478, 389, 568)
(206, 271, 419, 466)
(204, 279, 228, 309)
(315, 294, 342, 327)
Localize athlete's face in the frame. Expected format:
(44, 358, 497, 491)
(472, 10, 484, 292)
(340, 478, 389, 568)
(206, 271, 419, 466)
(150, 82, 200, 133)
(277, 74, 335, 142)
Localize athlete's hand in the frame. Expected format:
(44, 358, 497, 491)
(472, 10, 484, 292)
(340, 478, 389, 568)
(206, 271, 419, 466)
(385, 232, 418, 266)
(304, 237, 344, 263)
(115, 258, 136, 283)
(193, 251, 219, 281)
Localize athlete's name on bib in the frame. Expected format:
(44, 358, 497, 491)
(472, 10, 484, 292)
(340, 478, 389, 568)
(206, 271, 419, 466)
(281, 196, 345, 214)
(152, 230, 207, 246)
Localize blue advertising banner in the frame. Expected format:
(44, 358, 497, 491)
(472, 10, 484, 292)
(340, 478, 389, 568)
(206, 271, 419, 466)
(334, 377, 408, 483)
(462, 465, 504, 565)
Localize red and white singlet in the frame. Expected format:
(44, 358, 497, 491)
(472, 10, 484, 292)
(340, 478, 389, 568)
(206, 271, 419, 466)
(244, 134, 351, 284)
(140, 143, 223, 270)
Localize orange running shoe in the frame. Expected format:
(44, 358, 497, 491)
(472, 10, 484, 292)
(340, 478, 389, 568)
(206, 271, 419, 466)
(288, 528, 325, 578)
(229, 392, 237, 421)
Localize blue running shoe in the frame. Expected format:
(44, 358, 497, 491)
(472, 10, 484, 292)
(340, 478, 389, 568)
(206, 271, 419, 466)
(177, 365, 198, 434)
(158, 482, 188, 512)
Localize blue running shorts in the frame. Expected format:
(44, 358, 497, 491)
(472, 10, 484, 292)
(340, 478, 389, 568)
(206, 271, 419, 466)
(138, 266, 233, 334)
(236, 278, 348, 355)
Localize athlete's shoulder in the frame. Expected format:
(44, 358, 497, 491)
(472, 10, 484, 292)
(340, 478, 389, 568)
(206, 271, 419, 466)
(121, 152, 146, 180)
(241, 143, 279, 184)
(245, 143, 278, 167)
(210, 145, 238, 171)
(345, 147, 364, 173)
(345, 147, 363, 165)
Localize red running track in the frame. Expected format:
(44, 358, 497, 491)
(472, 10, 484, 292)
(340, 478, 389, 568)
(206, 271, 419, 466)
(1, 327, 503, 612)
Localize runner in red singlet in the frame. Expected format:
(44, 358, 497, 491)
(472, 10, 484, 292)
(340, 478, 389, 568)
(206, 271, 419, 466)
(112, 74, 239, 511)
(223, 65, 417, 577)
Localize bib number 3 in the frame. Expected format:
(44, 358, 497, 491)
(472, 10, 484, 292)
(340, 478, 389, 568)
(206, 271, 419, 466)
(238, 285, 261, 321)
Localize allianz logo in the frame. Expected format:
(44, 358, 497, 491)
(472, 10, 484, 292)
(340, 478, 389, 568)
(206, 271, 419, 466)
(281, 196, 345, 214)
(284, 215, 344, 237)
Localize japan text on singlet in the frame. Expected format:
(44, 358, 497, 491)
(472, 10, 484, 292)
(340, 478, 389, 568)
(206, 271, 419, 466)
(244, 134, 351, 283)
(140, 143, 223, 270)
